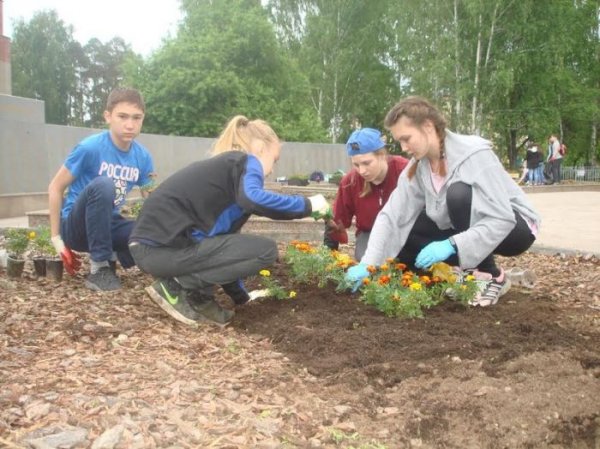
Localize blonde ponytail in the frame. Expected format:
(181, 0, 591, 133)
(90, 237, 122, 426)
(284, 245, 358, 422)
(212, 115, 279, 155)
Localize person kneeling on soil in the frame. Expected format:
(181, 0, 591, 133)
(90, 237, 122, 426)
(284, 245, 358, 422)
(129, 115, 330, 327)
(323, 127, 408, 260)
(345, 96, 541, 307)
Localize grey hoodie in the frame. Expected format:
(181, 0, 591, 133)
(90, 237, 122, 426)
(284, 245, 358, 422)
(361, 130, 541, 269)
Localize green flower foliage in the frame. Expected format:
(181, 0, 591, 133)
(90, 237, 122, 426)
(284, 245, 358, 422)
(283, 242, 479, 318)
(5, 228, 32, 258)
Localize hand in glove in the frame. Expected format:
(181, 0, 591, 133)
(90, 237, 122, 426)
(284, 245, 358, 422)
(325, 219, 349, 244)
(51, 235, 82, 275)
(415, 239, 456, 269)
(308, 194, 331, 219)
(345, 263, 370, 292)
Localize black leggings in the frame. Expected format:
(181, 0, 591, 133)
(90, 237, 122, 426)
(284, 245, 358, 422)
(397, 182, 535, 276)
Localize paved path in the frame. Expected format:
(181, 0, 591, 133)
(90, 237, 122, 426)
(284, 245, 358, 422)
(1, 189, 599, 256)
(526, 190, 600, 255)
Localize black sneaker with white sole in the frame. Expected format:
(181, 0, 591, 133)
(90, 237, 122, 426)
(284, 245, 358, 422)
(145, 278, 201, 326)
(85, 266, 121, 291)
(187, 290, 235, 327)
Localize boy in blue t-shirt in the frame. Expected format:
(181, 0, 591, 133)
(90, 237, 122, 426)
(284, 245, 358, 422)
(48, 87, 156, 291)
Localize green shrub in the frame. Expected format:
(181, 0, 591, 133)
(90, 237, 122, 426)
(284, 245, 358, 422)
(31, 226, 56, 257)
(5, 228, 32, 258)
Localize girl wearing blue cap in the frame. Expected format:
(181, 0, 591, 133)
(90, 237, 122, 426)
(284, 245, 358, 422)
(325, 128, 408, 259)
(345, 97, 540, 307)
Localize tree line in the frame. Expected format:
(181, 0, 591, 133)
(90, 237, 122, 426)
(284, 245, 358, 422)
(10, 0, 599, 167)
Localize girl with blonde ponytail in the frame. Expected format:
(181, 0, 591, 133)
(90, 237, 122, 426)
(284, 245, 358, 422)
(129, 115, 330, 327)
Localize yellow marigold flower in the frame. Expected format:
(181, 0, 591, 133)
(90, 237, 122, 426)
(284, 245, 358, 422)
(409, 282, 422, 291)
(461, 285, 467, 290)
(362, 278, 370, 285)
(259, 269, 271, 277)
(28, 231, 36, 239)
(465, 274, 475, 281)
(380, 264, 389, 271)
(289, 291, 297, 298)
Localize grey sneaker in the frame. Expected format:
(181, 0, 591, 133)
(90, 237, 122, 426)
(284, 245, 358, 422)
(145, 279, 200, 326)
(85, 266, 121, 291)
(469, 269, 512, 307)
(221, 280, 250, 305)
(187, 290, 235, 327)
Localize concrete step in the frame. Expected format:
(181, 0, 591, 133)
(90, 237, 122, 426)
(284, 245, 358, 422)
(21, 209, 355, 244)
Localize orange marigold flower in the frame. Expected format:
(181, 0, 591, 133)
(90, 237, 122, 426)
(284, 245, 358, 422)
(420, 275, 431, 285)
(395, 263, 407, 271)
(380, 264, 389, 271)
(367, 265, 377, 274)
(385, 257, 395, 264)
(401, 279, 410, 287)
(362, 278, 370, 285)
(378, 275, 391, 285)
(432, 276, 442, 283)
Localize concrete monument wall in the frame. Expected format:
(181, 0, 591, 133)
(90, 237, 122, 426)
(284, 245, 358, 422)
(0, 94, 349, 217)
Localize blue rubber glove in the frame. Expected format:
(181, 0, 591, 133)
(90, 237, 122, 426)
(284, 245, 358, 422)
(415, 239, 456, 269)
(345, 263, 370, 292)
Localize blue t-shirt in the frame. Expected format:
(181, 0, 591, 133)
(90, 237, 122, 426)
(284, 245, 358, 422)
(62, 130, 155, 218)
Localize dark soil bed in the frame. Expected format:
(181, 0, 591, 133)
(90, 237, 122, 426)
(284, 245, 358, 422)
(1, 250, 599, 448)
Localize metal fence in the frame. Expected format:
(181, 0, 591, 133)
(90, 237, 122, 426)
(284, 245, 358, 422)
(561, 166, 600, 182)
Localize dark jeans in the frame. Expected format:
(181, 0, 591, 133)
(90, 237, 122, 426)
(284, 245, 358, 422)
(129, 233, 278, 294)
(397, 182, 535, 276)
(61, 177, 136, 268)
(550, 158, 562, 184)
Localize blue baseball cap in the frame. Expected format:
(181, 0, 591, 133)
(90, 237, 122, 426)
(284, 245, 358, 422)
(346, 128, 385, 156)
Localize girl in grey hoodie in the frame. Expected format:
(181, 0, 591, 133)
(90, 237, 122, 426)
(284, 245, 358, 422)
(346, 96, 540, 306)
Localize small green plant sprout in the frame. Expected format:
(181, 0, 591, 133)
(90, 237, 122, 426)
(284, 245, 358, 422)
(310, 207, 333, 222)
(258, 269, 294, 300)
(5, 228, 33, 259)
(31, 226, 56, 257)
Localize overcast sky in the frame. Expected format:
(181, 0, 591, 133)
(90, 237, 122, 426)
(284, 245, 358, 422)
(2, 0, 183, 56)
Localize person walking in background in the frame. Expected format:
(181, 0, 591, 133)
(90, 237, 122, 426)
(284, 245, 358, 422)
(323, 128, 409, 260)
(48, 87, 156, 291)
(525, 141, 543, 185)
(546, 134, 563, 184)
(345, 96, 540, 306)
(129, 115, 330, 327)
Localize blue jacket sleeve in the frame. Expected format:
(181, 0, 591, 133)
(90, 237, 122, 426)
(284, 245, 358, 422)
(238, 156, 311, 219)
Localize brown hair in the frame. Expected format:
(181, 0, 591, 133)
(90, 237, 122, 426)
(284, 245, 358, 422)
(212, 115, 279, 155)
(106, 87, 145, 112)
(384, 96, 447, 179)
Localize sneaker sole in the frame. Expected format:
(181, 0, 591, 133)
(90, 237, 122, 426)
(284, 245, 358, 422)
(145, 286, 199, 327)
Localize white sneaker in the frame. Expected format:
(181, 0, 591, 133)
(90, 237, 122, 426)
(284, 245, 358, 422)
(469, 268, 511, 307)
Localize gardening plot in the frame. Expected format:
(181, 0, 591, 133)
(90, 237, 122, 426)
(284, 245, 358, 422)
(0, 250, 599, 448)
